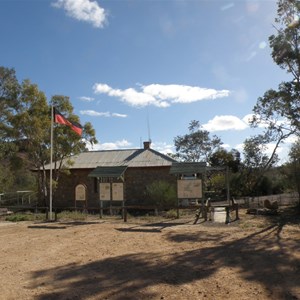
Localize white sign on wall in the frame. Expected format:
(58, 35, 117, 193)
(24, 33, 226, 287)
(112, 183, 124, 201)
(99, 183, 111, 201)
(75, 184, 86, 201)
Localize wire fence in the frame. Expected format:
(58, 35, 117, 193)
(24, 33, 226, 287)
(235, 193, 299, 208)
(0, 191, 38, 206)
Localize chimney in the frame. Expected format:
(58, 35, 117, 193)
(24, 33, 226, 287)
(143, 141, 151, 149)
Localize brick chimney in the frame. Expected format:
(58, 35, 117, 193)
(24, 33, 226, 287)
(143, 141, 151, 149)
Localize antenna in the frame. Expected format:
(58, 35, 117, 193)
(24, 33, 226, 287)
(147, 106, 152, 142)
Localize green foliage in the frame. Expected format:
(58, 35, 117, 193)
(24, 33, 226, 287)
(57, 210, 87, 221)
(209, 148, 241, 172)
(5, 213, 44, 222)
(165, 209, 178, 218)
(0, 66, 98, 205)
(145, 180, 177, 208)
(250, 0, 300, 174)
(242, 0, 300, 200)
(286, 139, 300, 210)
(174, 120, 223, 162)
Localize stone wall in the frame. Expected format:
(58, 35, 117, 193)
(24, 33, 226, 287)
(53, 166, 177, 209)
(53, 169, 99, 209)
(124, 167, 176, 205)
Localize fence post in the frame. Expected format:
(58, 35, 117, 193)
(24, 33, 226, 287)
(99, 200, 103, 219)
(124, 207, 127, 222)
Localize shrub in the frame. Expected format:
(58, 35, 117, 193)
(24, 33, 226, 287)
(57, 210, 87, 221)
(165, 209, 179, 218)
(5, 213, 33, 222)
(145, 180, 177, 208)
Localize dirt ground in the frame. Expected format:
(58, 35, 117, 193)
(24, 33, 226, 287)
(0, 208, 299, 300)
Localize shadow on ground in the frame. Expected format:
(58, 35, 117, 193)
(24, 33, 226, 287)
(29, 208, 300, 300)
(28, 221, 103, 230)
(116, 220, 191, 233)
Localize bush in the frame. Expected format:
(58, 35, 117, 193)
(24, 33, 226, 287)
(145, 180, 177, 208)
(165, 209, 179, 218)
(5, 213, 34, 222)
(57, 210, 87, 221)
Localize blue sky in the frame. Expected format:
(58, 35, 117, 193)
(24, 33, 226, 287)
(0, 0, 294, 161)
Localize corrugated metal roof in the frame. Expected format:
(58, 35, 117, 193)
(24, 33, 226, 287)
(88, 166, 128, 178)
(169, 162, 207, 175)
(46, 148, 176, 170)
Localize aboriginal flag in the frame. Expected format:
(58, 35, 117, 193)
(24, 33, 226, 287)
(54, 108, 83, 136)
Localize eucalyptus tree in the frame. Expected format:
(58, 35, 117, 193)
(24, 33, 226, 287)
(286, 139, 300, 211)
(0, 67, 21, 192)
(239, 136, 279, 196)
(174, 120, 223, 163)
(209, 148, 241, 173)
(50, 95, 97, 190)
(250, 0, 300, 168)
(0, 66, 98, 205)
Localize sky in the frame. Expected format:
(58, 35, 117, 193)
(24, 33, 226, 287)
(0, 0, 295, 162)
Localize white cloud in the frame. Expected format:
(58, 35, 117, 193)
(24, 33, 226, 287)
(235, 143, 244, 152)
(143, 84, 230, 103)
(259, 41, 267, 49)
(93, 83, 161, 107)
(221, 144, 231, 149)
(151, 141, 175, 155)
(79, 96, 94, 102)
(80, 110, 127, 118)
(52, 0, 107, 28)
(285, 135, 298, 144)
(87, 139, 132, 151)
(264, 143, 284, 156)
(242, 113, 270, 128)
(243, 114, 292, 130)
(242, 114, 256, 125)
(93, 83, 230, 108)
(80, 110, 110, 117)
(112, 113, 127, 118)
(203, 115, 248, 132)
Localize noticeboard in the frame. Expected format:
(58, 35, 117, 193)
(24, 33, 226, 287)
(75, 184, 86, 201)
(177, 179, 202, 199)
(112, 183, 124, 201)
(99, 183, 111, 201)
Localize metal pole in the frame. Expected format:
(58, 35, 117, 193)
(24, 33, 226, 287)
(49, 105, 54, 221)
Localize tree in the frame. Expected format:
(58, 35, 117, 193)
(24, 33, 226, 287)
(251, 0, 300, 167)
(174, 120, 223, 162)
(209, 148, 241, 173)
(237, 136, 279, 197)
(0, 67, 21, 193)
(0, 66, 98, 206)
(286, 139, 300, 211)
(244, 0, 300, 201)
(0, 67, 20, 142)
(50, 95, 97, 202)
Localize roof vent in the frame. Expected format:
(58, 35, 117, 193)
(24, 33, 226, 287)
(143, 141, 151, 149)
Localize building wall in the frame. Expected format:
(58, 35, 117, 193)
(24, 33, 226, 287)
(124, 167, 176, 205)
(53, 169, 98, 208)
(53, 166, 176, 209)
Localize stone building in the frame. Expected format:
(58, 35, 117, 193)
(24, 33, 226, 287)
(51, 142, 177, 209)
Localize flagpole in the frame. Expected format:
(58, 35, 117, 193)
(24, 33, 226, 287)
(49, 105, 53, 221)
